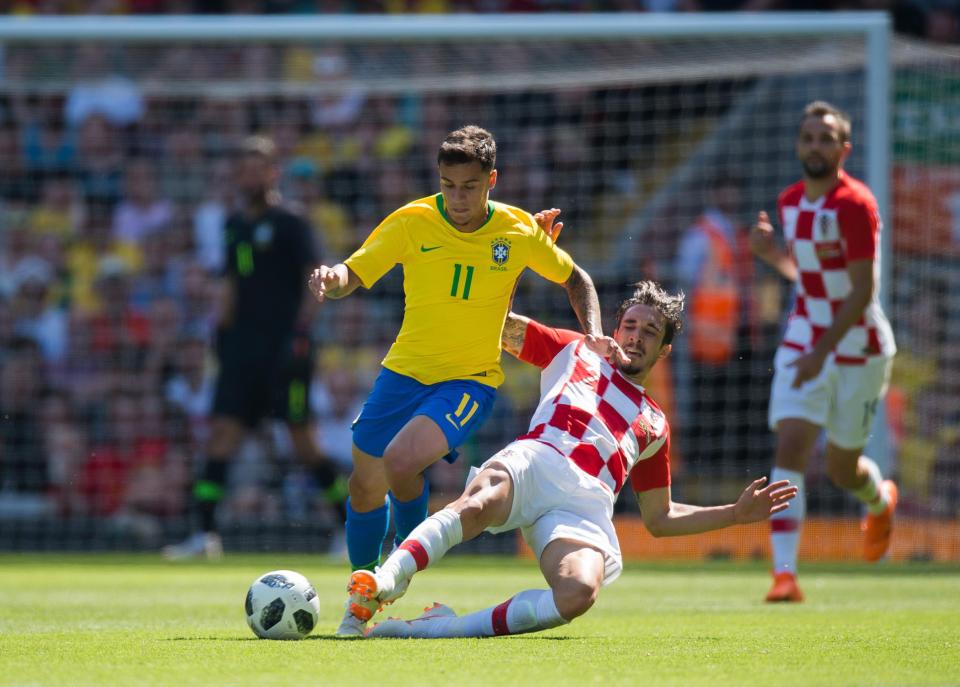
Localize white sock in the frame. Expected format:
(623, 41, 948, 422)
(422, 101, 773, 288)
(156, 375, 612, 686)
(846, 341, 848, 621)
(850, 456, 887, 515)
(377, 508, 463, 596)
(407, 589, 568, 638)
(770, 467, 805, 575)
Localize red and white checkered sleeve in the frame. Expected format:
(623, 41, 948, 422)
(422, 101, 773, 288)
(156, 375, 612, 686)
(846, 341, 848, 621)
(517, 319, 583, 369)
(837, 197, 879, 261)
(629, 426, 672, 493)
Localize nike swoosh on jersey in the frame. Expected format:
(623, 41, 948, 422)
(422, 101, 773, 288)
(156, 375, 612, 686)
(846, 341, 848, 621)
(420, 245, 442, 252)
(444, 413, 462, 430)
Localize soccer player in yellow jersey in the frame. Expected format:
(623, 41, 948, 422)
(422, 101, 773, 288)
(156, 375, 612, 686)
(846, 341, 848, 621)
(309, 125, 622, 636)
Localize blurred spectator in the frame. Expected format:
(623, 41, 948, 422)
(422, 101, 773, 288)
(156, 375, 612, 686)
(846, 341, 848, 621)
(0, 223, 38, 297)
(130, 231, 175, 310)
(47, 310, 107, 410)
(75, 115, 125, 207)
(7, 255, 68, 362)
(0, 338, 49, 508)
(18, 96, 76, 174)
(286, 158, 351, 256)
(143, 295, 184, 389)
(86, 256, 151, 395)
(0, 124, 30, 203)
(165, 327, 216, 451)
(672, 175, 776, 474)
(193, 158, 233, 273)
(66, 206, 142, 314)
(161, 122, 208, 206)
(196, 96, 248, 158)
(65, 45, 144, 128)
(310, 360, 365, 472)
(41, 389, 89, 516)
(78, 390, 140, 517)
(112, 158, 175, 244)
(123, 393, 191, 522)
(28, 173, 86, 240)
(177, 260, 220, 335)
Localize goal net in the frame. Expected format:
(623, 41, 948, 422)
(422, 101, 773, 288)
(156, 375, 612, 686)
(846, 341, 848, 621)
(0, 14, 956, 561)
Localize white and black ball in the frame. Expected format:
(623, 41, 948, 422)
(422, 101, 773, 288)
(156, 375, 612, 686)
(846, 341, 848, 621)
(245, 570, 320, 640)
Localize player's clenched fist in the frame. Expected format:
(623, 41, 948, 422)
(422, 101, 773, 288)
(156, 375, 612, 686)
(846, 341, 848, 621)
(583, 334, 631, 367)
(749, 210, 776, 259)
(309, 264, 342, 302)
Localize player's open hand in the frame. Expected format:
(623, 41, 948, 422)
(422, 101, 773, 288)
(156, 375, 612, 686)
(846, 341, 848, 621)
(733, 477, 798, 524)
(308, 265, 340, 302)
(749, 211, 776, 258)
(534, 208, 564, 243)
(787, 350, 826, 388)
(584, 334, 631, 367)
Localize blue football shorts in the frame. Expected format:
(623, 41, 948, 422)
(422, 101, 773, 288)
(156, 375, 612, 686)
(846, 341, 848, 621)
(351, 367, 496, 463)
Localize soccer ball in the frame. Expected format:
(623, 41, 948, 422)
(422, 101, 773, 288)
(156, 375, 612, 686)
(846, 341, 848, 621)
(245, 570, 320, 640)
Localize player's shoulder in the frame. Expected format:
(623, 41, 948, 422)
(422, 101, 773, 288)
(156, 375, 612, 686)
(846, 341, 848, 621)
(777, 181, 805, 208)
(391, 194, 443, 219)
(638, 393, 669, 436)
(831, 172, 878, 209)
(489, 200, 537, 233)
(368, 195, 440, 234)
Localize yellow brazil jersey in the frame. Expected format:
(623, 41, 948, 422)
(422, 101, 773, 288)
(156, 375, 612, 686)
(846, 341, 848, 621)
(344, 193, 574, 388)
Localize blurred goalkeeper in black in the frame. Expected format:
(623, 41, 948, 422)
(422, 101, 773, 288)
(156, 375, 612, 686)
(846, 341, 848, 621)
(164, 136, 346, 560)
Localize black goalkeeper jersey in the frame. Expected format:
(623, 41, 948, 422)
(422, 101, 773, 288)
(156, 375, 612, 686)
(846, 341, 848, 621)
(222, 203, 318, 356)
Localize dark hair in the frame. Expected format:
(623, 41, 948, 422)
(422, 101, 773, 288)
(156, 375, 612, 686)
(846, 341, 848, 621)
(614, 280, 685, 346)
(801, 100, 851, 144)
(437, 125, 497, 172)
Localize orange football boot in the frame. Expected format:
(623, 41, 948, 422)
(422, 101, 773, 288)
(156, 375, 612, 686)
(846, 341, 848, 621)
(862, 479, 898, 562)
(765, 571, 805, 603)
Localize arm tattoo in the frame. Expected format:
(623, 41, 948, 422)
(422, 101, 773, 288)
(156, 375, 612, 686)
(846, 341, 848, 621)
(563, 265, 602, 337)
(501, 312, 529, 357)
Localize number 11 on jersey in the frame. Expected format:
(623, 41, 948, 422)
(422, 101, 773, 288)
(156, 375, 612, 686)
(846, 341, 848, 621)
(451, 263, 474, 300)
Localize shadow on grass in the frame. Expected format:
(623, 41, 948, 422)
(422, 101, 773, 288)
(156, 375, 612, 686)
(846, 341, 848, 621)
(166, 634, 575, 642)
(166, 635, 365, 641)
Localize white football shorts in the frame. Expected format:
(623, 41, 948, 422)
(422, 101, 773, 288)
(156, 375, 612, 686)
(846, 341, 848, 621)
(768, 346, 893, 450)
(468, 439, 623, 585)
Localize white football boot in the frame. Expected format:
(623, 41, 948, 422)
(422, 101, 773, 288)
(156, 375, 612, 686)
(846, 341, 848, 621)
(365, 603, 457, 639)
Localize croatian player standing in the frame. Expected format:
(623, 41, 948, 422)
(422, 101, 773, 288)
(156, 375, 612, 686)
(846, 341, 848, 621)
(309, 126, 619, 635)
(345, 281, 797, 638)
(750, 101, 898, 602)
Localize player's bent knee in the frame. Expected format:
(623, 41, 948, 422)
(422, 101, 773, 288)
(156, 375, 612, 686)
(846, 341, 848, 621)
(553, 579, 599, 620)
(448, 494, 488, 533)
(382, 446, 429, 488)
(347, 471, 387, 509)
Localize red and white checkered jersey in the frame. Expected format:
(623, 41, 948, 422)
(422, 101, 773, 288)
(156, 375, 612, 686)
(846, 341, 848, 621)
(514, 320, 671, 497)
(777, 171, 896, 364)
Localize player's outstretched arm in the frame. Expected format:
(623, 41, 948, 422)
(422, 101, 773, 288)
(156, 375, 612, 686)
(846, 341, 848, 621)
(636, 477, 798, 538)
(308, 263, 362, 302)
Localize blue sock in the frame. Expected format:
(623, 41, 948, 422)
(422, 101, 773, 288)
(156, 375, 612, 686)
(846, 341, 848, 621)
(345, 497, 389, 571)
(390, 482, 430, 546)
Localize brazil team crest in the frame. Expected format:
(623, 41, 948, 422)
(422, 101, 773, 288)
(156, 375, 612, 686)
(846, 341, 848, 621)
(491, 237, 511, 266)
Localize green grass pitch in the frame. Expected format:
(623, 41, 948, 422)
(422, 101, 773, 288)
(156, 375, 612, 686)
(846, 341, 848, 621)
(1, 554, 957, 687)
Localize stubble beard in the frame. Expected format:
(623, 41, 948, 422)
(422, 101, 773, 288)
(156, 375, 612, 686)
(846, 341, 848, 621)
(801, 156, 836, 180)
